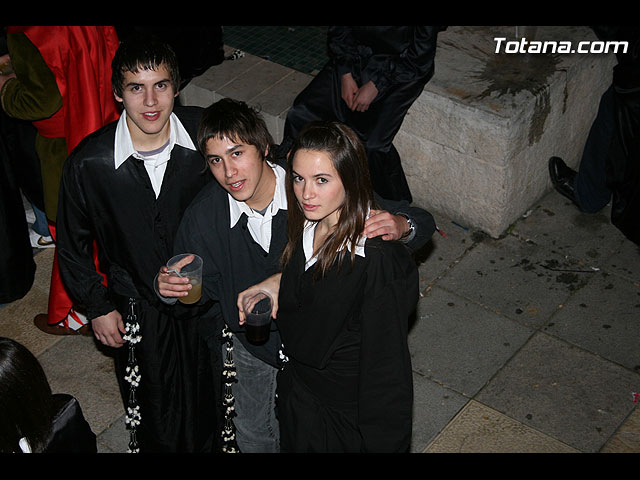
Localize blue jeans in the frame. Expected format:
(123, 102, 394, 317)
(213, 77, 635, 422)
(31, 203, 50, 237)
(226, 334, 280, 453)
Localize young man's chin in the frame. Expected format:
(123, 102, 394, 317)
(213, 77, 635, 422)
(228, 187, 252, 204)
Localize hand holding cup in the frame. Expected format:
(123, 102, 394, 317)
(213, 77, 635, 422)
(160, 254, 203, 304)
(242, 290, 273, 344)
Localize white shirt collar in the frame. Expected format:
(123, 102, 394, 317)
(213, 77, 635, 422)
(302, 218, 367, 271)
(18, 437, 32, 453)
(229, 161, 288, 228)
(114, 110, 197, 169)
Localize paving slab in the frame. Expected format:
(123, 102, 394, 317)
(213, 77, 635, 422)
(511, 191, 628, 267)
(424, 400, 579, 453)
(415, 212, 480, 293)
(30, 249, 56, 297)
(216, 58, 294, 108)
(476, 332, 640, 452)
(410, 372, 468, 453)
(38, 336, 124, 436)
(0, 248, 61, 357)
(97, 414, 129, 453)
(604, 235, 640, 284)
(543, 270, 640, 373)
(409, 286, 533, 397)
(436, 232, 593, 328)
(600, 406, 640, 453)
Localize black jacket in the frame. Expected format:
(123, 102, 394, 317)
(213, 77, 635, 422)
(328, 26, 443, 95)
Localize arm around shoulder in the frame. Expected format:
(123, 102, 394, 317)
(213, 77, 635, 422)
(373, 194, 436, 253)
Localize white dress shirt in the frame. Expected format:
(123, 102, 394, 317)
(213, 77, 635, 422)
(302, 218, 367, 271)
(113, 110, 198, 198)
(228, 162, 288, 253)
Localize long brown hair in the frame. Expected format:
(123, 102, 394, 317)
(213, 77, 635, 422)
(282, 121, 377, 278)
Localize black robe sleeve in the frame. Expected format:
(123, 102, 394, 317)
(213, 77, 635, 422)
(56, 148, 114, 320)
(172, 184, 224, 305)
(357, 240, 418, 452)
(328, 26, 439, 96)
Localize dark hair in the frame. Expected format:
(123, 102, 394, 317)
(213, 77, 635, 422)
(282, 121, 377, 279)
(0, 337, 54, 453)
(197, 98, 274, 162)
(111, 36, 181, 98)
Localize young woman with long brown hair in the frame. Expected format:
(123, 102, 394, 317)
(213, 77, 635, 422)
(275, 121, 418, 452)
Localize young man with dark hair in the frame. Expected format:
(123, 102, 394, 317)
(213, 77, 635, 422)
(157, 98, 435, 452)
(56, 38, 216, 452)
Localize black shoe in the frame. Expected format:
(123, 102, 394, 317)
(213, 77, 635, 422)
(548, 156, 580, 207)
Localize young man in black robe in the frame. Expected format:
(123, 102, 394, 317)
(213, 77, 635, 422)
(55, 38, 216, 452)
(156, 98, 436, 452)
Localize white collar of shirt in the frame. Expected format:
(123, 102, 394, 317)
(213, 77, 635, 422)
(113, 111, 196, 197)
(302, 217, 367, 271)
(228, 161, 288, 253)
(114, 110, 196, 169)
(18, 437, 32, 453)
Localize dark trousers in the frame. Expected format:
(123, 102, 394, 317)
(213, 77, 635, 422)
(575, 85, 615, 213)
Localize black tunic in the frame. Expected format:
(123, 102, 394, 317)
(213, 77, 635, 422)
(276, 236, 418, 453)
(56, 106, 216, 452)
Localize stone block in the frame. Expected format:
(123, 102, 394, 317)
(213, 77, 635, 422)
(180, 46, 313, 143)
(399, 26, 616, 237)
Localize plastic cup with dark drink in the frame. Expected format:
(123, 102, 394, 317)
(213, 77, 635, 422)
(243, 291, 273, 344)
(166, 254, 203, 304)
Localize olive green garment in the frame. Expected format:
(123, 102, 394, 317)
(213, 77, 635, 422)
(1, 32, 64, 222)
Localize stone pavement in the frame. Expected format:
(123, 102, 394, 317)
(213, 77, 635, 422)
(2, 189, 638, 453)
